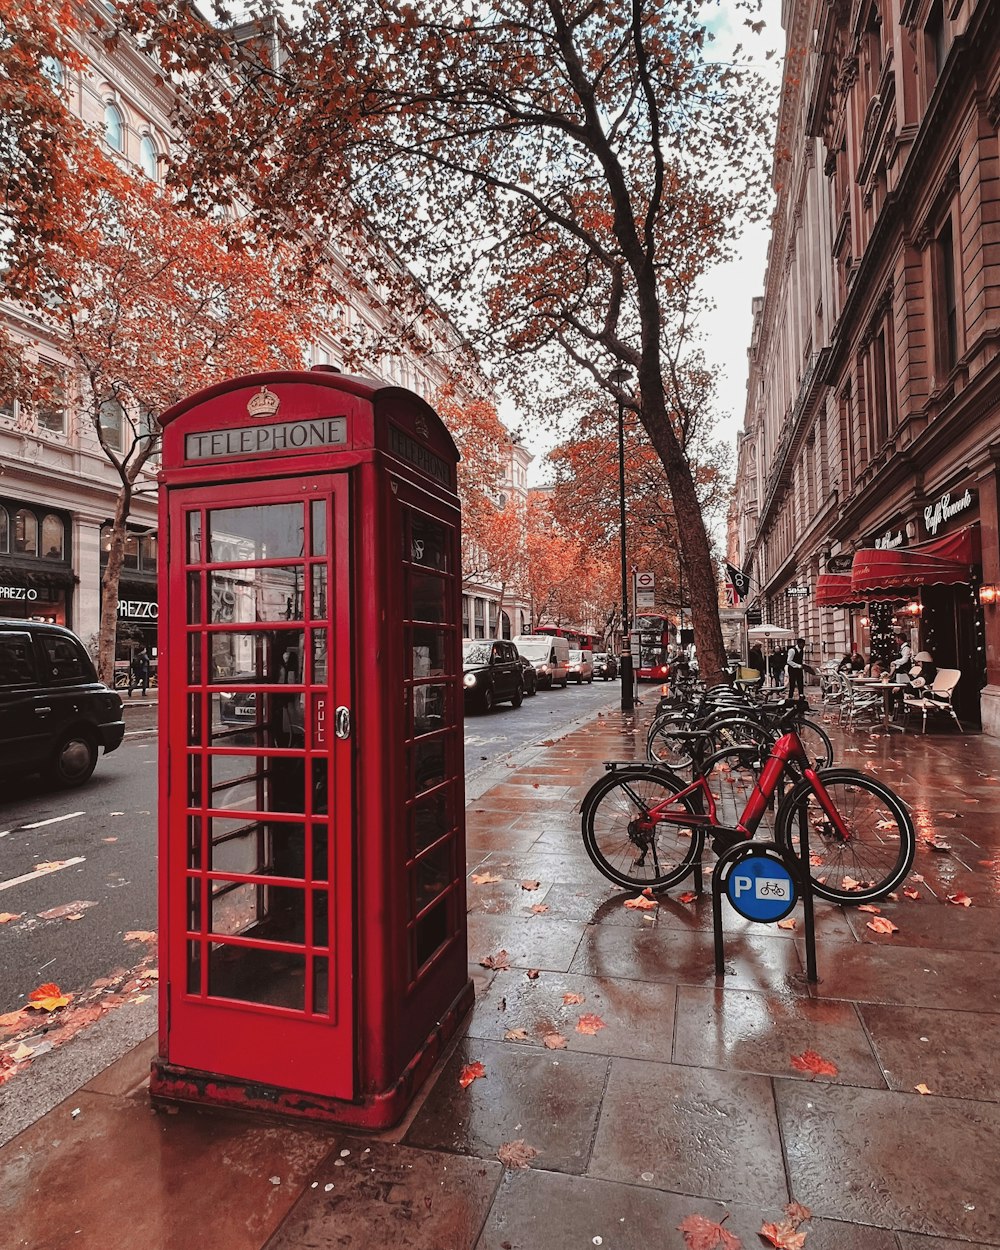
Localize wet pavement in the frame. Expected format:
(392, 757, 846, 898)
(3, 701, 1000, 1248)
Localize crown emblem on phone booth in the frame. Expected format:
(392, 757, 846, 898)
(414, 414, 430, 439)
(246, 386, 280, 418)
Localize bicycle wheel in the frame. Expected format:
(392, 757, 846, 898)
(646, 716, 696, 769)
(581, 766, 704, 891)
(707, 717, 775, 755)
(793, 717, 834, 768)
(775, 768, 915, 904)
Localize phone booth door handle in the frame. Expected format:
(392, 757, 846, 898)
(335, 706, 351, 739)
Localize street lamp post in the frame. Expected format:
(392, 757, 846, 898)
(610, 367, 634, 712)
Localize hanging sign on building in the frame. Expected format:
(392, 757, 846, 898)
(923, 486, 976, 537)
(786, 585, 810, 598)
(826, 553, 854, 573)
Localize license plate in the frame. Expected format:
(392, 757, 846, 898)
(234, 705, 256, 717)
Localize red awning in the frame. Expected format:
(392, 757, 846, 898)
(816, 573, 865, 609)
(851, 525, 981, 596)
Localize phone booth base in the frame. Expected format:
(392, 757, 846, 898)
(151, 369, 473, 1129)
(149, 980, 473, 1129)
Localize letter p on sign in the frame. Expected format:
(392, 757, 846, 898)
(733, 875, 753, 898)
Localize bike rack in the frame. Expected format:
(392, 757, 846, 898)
(710, 806, 818, 983)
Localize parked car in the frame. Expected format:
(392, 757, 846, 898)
(592, 652, 618, 680)
(516, 650, 538, 696)
(567, 648, 594, 684)
(462, 639, 524, 712)
(0, 620, 125, 788)
(511, 635, 570, 689)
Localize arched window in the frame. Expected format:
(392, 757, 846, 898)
(139, 135, 158, 180)
(104, 102, 124, 152)
(0, 506, 8, 553)
(15, 509, 37, 556)
(41, 514, 64, 560)
(41, 57, 63, 87)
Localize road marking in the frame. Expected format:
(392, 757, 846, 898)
(0, 856, 86, 893)
(19, 812, 84, 830)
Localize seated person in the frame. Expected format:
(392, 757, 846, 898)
(908, 651, 937, 690)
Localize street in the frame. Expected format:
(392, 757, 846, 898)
(0, 680, 622, 1015)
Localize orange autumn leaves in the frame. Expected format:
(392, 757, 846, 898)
(678, 1201, 812, 1249)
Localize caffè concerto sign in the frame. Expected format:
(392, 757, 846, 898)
(923, 486, 976, 537)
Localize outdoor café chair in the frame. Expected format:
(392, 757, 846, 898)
(902, 668, 962, 734)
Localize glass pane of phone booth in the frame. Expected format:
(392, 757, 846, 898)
(183, 497, 334, 1016)
(402, 508, 461, 981)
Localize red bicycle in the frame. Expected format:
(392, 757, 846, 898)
(580, 729, 915, 905)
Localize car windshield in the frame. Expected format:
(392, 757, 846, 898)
(594, 653, 607, 662)
(463, 642, 492, 666)
(515, 641, 549, 660)
(569, 650, 583, 662)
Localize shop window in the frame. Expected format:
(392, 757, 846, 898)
(140, 533, 157, 571)
(124, 532, 139, 570)
(0, 506, 7, 553)
(36, 362, 67, 433)
(41, 514, 64, 560)
(104, 102, 124, 152)
(14, 509, 37, 556)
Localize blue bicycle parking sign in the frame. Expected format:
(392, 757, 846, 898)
(725, 851, 798, 923)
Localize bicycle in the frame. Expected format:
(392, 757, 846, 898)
(581, 728, 914, 905)
(647, 697, 833, 772)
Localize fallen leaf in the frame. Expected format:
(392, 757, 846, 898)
(948, 892, 972, 907)
(576, 1013, 606, 1035)
(857, 904, 881, 914)
(543, 1032, 567, 1050)
(10, 1042, 33, 1062)
(808, 854, 824, 867)
(526, 968, 540, 979)
(678, 891, 698, 904)
(497, 1139, 539, 1169)
(124, 931, 156, 943)
(938, 812, 959, 819)
(624, 895, 657, 910)
(0, 1009, 26, 1028)
(866, 916, 899, 935)
(841, 876, 861, 891)
(562, 992, 585, 1005)
(915, 1082, 933, 1095)
(759, 1220, 806, 1249)
(677, 1212, 743, 1249)
(26, 982, 70, 1012)
(776, 918, 797, 931)
(503, 1028, 530, 1042)
(790, 1049, 838, 1078)
(784, 1202, 811, 1226)
(0, 913, 22, 925)
(37, 900, 98, 921)
(458, 1061, 486, 1088)
(530, 903, 549, 914)
(479, 950, 510, 970)
(928, 840, 951, 853)
(902, 888, 921, 900)
(520, 880, 540, 891)
(33, 860, 72, 872)
(471, 871, 503, 885)
(102, 837, 118, 843)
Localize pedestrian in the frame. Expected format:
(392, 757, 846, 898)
(129, 645, 150, 698)
(836, 650, 853, 674)
(889, 632, 913, 713)
(768, 646, 786, 689)
(786, 636, 808, 700)
(850, 649, 866, 672)
(747, 643, 766, 682)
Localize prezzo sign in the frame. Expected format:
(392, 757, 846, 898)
(118, 599, 159, 620)
(924, 487, 975, 536)
(0, 586, 39, 601)
(185, 417, 347, 461)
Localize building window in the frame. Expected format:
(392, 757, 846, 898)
(461, 594, 470, 638)
(41, 514, 65, 560)
(867, 324, 894, 450)
(14, 509, 37, 555)
(473, 597, 486, 639)
(926, 0, 946, 85)
(104, 102, 124, 152)
(36, 361, 67, 433)
(936, 215, 959, 373)
(99, 396, 125, 450)
(41, 56, 63, 87)
(0, 506, 8, 553)
(139, 135, 158, 181)
(140, 533, 157, 571)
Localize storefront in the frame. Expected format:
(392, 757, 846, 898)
(100, 524, 159, 662)
(0, 497, 74, 626)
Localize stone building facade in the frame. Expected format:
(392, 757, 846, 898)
(731, 0, 1000, 730)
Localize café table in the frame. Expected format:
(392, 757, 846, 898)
(851, 676, 905, 734)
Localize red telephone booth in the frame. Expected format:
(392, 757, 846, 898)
(149, 368, 472, 1128)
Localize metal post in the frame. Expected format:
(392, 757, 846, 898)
(611, 368, 634, 712)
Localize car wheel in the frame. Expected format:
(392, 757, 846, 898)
(511, 685, 523, 708)
(588, 676, 593, 684)
(50, 728, 98, 788)
(482, 686, 494, 713)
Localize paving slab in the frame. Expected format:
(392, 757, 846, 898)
(860, 1002, 1000, 1101)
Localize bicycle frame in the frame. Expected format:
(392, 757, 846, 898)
(635, 730, 852, 842)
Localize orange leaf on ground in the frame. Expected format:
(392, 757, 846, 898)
(841, 876, 861, 891)
(915, 1082, 933, 1095)
(902, 888, 921, 900)
(471, 871, 503, 885)
(576, 1013, 606, 1035)
(520, 880, 540, 891)
(784, 1202, 811, 1226)
(857, 904, 881, 914)
(776, 918, 796, 931)
(624, 895, 657, 910)
(543, 1032, 567, 1050)
(33, 860, 72, 872)
(26, 992, 70, 1012)
(479, 950, 510, 970)
(124, 931, 156, 943)
(866, 916, 899, 935)
(677, 1213, 743, 1249)
(948, 892, 972, 907)
(759, 1221, 806, 1249)
(530, 903, 549, 914)
(29, 982, 63, 1001)
(458, 1061, 486, 1088)
(641, 887, 655, 897)
(790, 1049, 838, 1078)
(0, 1009, 26, 1027)
(497, 1139, 539, 1169)
(503, 1028, 530, 1042)
(678, 891, 698, 904)
(0, 913, 21, 925)
(562, 992, 585, 1005)
(526, 969, 540, 979)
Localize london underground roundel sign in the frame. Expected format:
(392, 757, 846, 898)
(725, 851, 797, 923)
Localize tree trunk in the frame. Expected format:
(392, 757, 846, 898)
(96, 485, 133, 685)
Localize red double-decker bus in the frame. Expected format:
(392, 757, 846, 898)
(630, 614, 673, 680)
(534, 625, 599, 650)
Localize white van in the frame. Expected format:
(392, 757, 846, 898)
(567, 647, 594, 684)
(512, 635, 570, 689)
